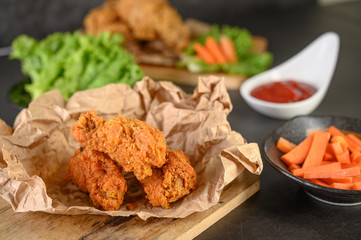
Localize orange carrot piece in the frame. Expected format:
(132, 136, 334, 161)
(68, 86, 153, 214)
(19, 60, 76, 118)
(288, 163, 301, 170)
(292, 162, 341, 177)
(323, 177, 353, 185)
(335, 149, 351, 164)
(302, 131, 331, 169)
(220, 35, 238, 63)
(352, 175, 361, 182)
(323, 152, 335, 161)
(329, 142, 344, 156)
(351, 151, 361, 162)
(276, 137, 296, 154)
(205, 37, 228, 64)
(328, 126, 361, 153)
(281, 133, 315, 166)
(330, 182, 354, 190)
(352, 181, 361, 190)
(303, 166, 361, 179)
(309, 179, 330, 187)
(194, 43, 216, 64)
(347, 133, 361, 148)
(330, 136, 349, 151)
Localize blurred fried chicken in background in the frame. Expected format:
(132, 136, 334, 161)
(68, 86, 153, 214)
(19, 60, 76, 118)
(67, 147, 127, 211)
(71, 110, 167, 181)
(141, 149, 197, 208)
(83, 0, 191, 66)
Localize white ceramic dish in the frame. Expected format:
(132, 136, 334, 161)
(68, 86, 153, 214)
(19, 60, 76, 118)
(240, 32, 340, 120)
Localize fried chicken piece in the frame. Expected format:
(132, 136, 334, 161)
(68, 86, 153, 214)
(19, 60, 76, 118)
(141, 149, 197, 208)
(115, 0, 191, 52)
(67, 147, 127, 211)
(84, 0, 132, 41)
(71, 110, 167, 180)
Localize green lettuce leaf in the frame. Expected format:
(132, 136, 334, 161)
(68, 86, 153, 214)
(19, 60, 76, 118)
(10, 31, 144, 102)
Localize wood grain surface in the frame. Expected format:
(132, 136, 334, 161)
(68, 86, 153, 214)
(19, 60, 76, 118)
(0, 170, 259, 240)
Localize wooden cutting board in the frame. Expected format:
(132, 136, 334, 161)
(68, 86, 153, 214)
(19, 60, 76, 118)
(141, 64, 249, 90)
(0, 170, 259, 240)
(139, 19, 268, 90)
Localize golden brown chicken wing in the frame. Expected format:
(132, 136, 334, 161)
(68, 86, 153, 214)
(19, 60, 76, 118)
(115, 0, 191, 52)
(71, 110, 167, 180)
(67, 147, 127, 211)
(141, 149, 197, 208)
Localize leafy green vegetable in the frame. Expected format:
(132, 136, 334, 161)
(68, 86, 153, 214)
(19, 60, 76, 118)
(179, 25, 273, 76)
(9, 78, 32, 108)
(10, 31, 144, 104)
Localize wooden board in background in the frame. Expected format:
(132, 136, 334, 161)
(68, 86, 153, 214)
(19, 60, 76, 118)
(140, 35, 268, 90)
(0, 170, 260, 240)
(141, 64, 249, 90)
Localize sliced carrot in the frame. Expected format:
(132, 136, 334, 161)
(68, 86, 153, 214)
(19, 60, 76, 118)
(323, 177, 353, 185)
(352, 181, 361, 190)
(194, 43, 216, 64)
(309, 179, 330, 187)
(329, 142, 344, 156)
(323, 152, 335, 161)
(328, 126, 361, 153)
(347, 133, 361, 148)
(330, 136, 349, 151)
(352, 175, 361, 182)
(302, 131, 330, 169)
(351, 151, 361, 162)
(288, 163, 301, 170)
(220, 35, 238, 63)
(281, 133, 315, 166)
(335, 149, 351, 164)
(330, 182, 354, 190)
(292, 162, 341, 178)
(303, 166, 361, 179)
(204, 37, 228, 64)
(276, 137, 296, 154)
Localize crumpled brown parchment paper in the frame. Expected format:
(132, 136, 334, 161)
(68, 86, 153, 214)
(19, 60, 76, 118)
(0, 76, 262, 220)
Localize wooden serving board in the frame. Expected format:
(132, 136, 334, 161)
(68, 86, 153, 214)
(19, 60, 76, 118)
(139, 19, 268, 90)
(141, 64, 249, 90)
(0, 170, 259, 240)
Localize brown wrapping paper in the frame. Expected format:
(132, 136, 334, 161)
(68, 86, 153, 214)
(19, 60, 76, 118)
(0, 76, 262, 220)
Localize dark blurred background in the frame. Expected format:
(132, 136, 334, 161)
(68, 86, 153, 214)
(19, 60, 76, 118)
(0, 0, 317, 48)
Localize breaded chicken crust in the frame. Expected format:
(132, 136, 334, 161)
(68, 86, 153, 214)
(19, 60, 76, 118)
(141, 149, 197, 208)
(71, 110, 167, 180)
(67, 147, 127, 210)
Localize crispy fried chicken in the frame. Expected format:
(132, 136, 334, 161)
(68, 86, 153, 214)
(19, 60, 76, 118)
(141, 149, 197, 208)
(71, 110, 167, 180)
(67, 147, 127, 211)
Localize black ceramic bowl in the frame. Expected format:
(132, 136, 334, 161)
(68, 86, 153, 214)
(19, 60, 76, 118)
(263, 115, 361, 206)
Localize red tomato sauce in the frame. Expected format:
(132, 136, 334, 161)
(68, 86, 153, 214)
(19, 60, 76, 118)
(250, 80, 317, 103)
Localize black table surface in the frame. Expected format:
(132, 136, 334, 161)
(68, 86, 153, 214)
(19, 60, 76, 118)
(1, 2, 361, 240)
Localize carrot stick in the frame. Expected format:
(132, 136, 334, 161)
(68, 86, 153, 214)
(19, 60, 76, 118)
(309, 179, 330, 187)
(194, 43, 216, 64)
(276, 137, 296, 153)
(352, 181, 361, 190)
(323, 177, 353, 185)
(288, 163, 301, 170)
(281, 133, 315, 166)
(292, 162, 341, 177)
(220, 35, 238, 63)
(205, 37, 228, 64)
(303, 166, 361, 179)
(347, 134, 361, 148)
(302, 131, 331, 169)
(330, 182, 354, 190)
(328, 126, 361, 153)
(330, 136, 349, 151)
(335, 149, 351, 164)
(351, 151, 361, 163)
